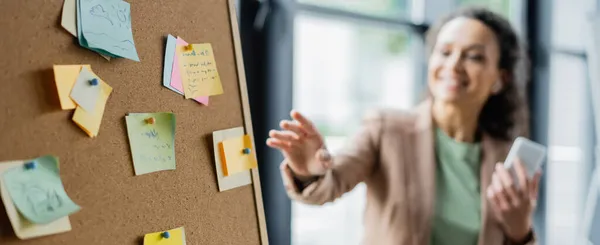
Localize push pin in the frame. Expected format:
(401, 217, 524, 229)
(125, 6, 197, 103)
(24, 161, 36, 170)
(184, 44, 193, 51)
(242, 148, 251, 155)
(145, 117, 155, 124)
(161, 231, 170, 239)
(89, 78, 99, 86)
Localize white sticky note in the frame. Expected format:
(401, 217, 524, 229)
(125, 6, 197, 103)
(70, 66, 101, 112)
(61, 0, 77, 37)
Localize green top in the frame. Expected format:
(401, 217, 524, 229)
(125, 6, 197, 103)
(430, 128, 482, 245)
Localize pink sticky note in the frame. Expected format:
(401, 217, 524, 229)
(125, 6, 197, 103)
(170, 37, 210, 105)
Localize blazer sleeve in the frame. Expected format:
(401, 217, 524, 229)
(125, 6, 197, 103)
(280, 111, 383, 205)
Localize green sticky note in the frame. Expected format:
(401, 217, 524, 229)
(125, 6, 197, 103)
(2, 155, 81, 224)
(125, 113, 176, 175)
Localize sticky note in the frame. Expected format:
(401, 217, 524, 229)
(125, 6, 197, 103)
(61, 0, 77, 37)
(163, 34, 182, 95)
(0, 160, 72, 239)
(53, 65, 90, 110)
(177, 43, 223, 97)
(2, 155, 81, 224)
(170, 37, 209, 105)
(70, 66, 101, 112)
(219, 135, 257, 176)
(212, 127, 252, 191)
(125, 113, 176, 175)
(143, 227, 185, 245)
(72, 74, 113, 137)
(77, 0, 139, 61)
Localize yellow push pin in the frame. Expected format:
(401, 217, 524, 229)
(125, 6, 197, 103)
(145, 117, 155, 124)
(184, 44, 193, 51)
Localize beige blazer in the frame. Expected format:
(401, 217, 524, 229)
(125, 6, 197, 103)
(280, 100, 536, 245)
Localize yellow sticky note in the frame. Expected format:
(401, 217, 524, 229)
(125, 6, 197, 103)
(219, 135, 257, 176)
(144, 227, 185, 245)
(72, 71, 112, 137)
(53, 65, 90, 110)
(176, 43, 224, 98)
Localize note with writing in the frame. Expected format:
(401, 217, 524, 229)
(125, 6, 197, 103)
(0, 160, 72, 239)
(70, 66, 101, 112)
(77, 0, 139, 61)
(53, 64, 90, 110)
(125, 113, 176, 175)
(72, 75, 113, 137)
(2, 155, 81, 224)
(219, 135, 257, 176)
(170, 37, 209, 105)
(143, 227, 186, 245)
(177, 43, 223, 98)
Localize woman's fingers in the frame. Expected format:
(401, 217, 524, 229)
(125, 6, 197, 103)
(514, 159, 530, 192)
(269, 129, 300, 142)
(492, 173, 511, 211)
(495, 164, 521, 206)
(280, 120, 309, 137)
(290, 110, 318, 135)
(266, 138, 291, 152)
(530, 170, 542, 201)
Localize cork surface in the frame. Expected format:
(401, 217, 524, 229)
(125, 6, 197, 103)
(0, 0, 261, 244)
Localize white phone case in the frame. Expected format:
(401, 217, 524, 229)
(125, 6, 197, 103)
(503, 137, 547, 183)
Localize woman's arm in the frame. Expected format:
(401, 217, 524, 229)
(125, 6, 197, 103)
(279, 112, 383, 205)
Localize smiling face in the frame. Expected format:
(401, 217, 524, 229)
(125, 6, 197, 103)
(428, 17, 503, 108)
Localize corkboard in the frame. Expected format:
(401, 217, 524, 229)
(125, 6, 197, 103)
(0, 0, 268, 244)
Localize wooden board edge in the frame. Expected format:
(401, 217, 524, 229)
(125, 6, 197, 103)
(226, 1, 269, 244)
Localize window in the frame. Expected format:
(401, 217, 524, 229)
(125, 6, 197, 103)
(291, 12, 416, 245)
(297, 0, 410, 19)
(456, 0, 512, 17)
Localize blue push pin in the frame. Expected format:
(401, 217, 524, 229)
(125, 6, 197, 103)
(161, 231, 170, 239)
(89, 78, 99, 86)
(242, 148, 251, 154)
(24, 161, 36, 170)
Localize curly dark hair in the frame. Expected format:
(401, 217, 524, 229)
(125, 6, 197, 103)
(425, 6, 530, 141)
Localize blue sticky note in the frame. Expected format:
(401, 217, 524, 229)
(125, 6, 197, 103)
(163, 34, 183, 95)
(2, 155, 81, 224)
(77, 0, 140, 61)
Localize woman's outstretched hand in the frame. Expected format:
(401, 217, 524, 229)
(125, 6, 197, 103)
(266, 110, 332, 179)
(486, 159, 541, 242)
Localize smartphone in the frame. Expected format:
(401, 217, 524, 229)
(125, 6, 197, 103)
(503, 137, 547, 185)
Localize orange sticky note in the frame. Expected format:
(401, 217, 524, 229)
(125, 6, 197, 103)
(72, 71, 112, 137)
(143, 227, 185, 245)
(53, 65, 90, 110)
(219, 135, 257, 176)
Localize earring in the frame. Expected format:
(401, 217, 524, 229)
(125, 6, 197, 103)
(492, 81, 503, 94)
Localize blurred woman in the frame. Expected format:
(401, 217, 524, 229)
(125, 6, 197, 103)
(267, 7, 539, 245)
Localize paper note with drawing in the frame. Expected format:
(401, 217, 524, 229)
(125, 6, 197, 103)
(177, 43, 224, 97)
(53, 64, 90, 110)
(125, 113, 176, 175)
(143, 227, 185, 245)
(163, 34, 182, 95)
(77, 0, 139, 61)
(0, 160, 72, 239)
(170, 37, 209, 105)
(219, 135, 257, 176)
(72, 75, 113, 137)
(70, 66, 101, 112)
(2, 155, 81, 224)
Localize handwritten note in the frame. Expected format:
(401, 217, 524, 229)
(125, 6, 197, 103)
(125, 113, 176, 175)
(53, 65, 90, 110)
(0, 160, 72, 239)
(70, 66, 101, 112)
(77, 0, 139, 61)
(177, 43, 223, 98)
(72, 75, 113, 137)
(143, 227, 185, 245)
(2, 155, 81, 224)
(219, 135, 257, 176)
(170, 37, 209, 105)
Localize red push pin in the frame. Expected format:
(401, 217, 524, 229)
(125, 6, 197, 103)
(145, 117, 155, 124)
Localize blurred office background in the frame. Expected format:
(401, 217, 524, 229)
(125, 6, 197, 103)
(236, 0, 599, 244)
